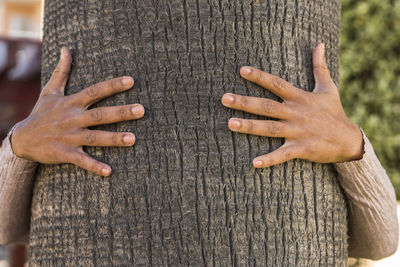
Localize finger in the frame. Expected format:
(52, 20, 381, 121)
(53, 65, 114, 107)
(71, 76, 134, 108)
(253, 144, 298, 168)
(221, 93, 291, 119)
(228, 118, 288, 138)
(312, 43, 335, 92)
(78, 104, 145, 127)
(77, 130, 136, 147)
(42, 47, 72, 96)
(239, 66, 303, 101)
(67, 149, 112, 176)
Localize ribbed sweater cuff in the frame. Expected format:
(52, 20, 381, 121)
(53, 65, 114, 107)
(334, 128, 396, 203)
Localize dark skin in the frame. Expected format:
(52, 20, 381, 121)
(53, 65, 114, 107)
(222, 43, 364, 167)
(6, 45, 395, 261)
(11, 44, 363, 176)
(11, 47, 145, 176)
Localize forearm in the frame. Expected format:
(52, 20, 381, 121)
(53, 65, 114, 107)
(335, 130, 399, 260)
(0, 126, 38, 245)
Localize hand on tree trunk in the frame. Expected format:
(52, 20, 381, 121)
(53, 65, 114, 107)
(10, 47, 145, 176)
(222, 44, 364, 168)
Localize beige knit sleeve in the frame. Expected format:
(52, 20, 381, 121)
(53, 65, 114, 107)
(0, 126, 38, 245)
(335, 129, 399, 260)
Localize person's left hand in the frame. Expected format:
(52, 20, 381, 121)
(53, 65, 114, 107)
(221, 44, 364, 168)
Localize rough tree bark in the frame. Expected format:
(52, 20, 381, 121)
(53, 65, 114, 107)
(30, 0, 347, 266)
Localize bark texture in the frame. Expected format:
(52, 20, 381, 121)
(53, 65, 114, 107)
(30, 0, 347, 266)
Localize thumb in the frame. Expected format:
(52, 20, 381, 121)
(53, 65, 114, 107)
(312, 44, 335, 93)
(41, 47, 72, 96)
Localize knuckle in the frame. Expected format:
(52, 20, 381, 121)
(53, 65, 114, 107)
(239, 96, 248, 109)
(85, 131, 97, 145)
(112, 133, 122, 145)
(86, 84, 100, 98)
(255, 69, 263, 83)
(245, 121, 253, 132)
(54, 65, 68, 76)
(272, 77, 286, 91)
(90, 109, 103, 122)
(118, 106, 128, 118)
(269, 121, 280, 134)
(314, 64, 329, 72)
(54, 66, 61, 74)
(263, 101, 277, 114)
(283, 149, 292, 162)
(111, 79, 119, 90)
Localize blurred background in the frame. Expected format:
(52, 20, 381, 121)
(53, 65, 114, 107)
(0, 1, 42, 267)
(341, 2, 400, 265)
(0, 0, 400, 266)
(341, 0, 400, 199)
(0, 0, 42, 141)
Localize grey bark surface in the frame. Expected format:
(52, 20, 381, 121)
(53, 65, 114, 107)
(30, 0, 347, 266)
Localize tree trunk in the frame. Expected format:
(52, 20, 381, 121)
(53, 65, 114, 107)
(30, 0, 347, 266)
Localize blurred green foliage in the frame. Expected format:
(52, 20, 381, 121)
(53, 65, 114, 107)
(341, 0, 400, 198)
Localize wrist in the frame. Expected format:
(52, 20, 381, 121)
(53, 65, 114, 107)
(344, 123, 365, 162)
(10, 121, 27, 158)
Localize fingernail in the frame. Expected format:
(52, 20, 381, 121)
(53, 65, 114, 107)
(102, 167, 111, 176)
(321, 43, 325, 53)
(229, 119, 241, 130)
(123, 134, 135, 145)
(253, 160, 263, 168)
(222, 94, 235, 105)
(241, 67, 251, 75)
(61, 47, 65, 58)
(123, 77, 133, 86)
(131, 105, 144, 115)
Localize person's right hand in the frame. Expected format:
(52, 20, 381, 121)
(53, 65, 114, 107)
(10, 47, 145, 176)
